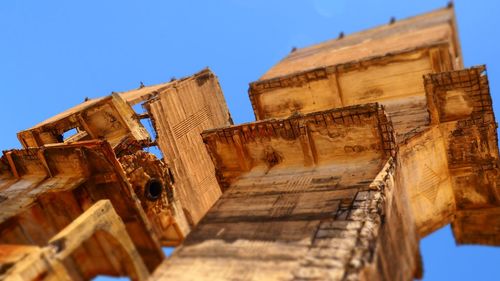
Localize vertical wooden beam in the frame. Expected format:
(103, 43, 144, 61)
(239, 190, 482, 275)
(77, 114, 97, 139)
(298, 125, 318, 167)
(327, 71, 344, 108)
(36, 149, 53, 178)
(4, 151, 20, 178)
(332, 72, 345, 107)
(232, 132, 253, 172)
(306, 125, 319, 165)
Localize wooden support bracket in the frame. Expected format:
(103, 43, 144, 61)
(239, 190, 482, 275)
(3, 200, 151, 281)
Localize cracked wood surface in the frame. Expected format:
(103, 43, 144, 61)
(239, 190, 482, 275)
(0, 5, 499, 281)
(0, 141, 164, 280)
(152, 105, 420, 281)
(142, 69, 232, 225)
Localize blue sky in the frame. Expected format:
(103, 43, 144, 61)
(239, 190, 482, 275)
(0, 1, 498, 280)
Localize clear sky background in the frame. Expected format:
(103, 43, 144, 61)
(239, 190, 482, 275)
(0, 1, 499, 280)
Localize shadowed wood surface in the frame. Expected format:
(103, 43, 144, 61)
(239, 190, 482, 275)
(0, 141, 164, 280)
(2, 200, 149, 281)
(152, 105, 420, 281)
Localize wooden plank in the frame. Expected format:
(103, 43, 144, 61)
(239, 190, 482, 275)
(261, 7, 458, 80)
(152, 157, 420, 281)
(2, 200, 150, 281)
(48, 200, 150, 281)
(146, 69, 231, 225)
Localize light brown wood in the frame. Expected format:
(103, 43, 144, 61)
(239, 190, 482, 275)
(153, 6, 497, 281)
(0, 5, 498, 281)
(2, 200, 149, 281)
(249, 45, 451, 140)
(153, 105, 420, 281)
(260, 7, 461, 80)
(143, 69, 232, 225)
(424, 66, 500, 244)
(0, 141, 164, 280)
(1, 68, 233, 280)
(17, 94, 151, 151)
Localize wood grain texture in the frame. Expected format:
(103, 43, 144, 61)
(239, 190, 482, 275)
(260, 6, 460, 80)
(144, 69, 232, 225)
(2, 200, 149, 281)
(423, 66, 500, 245)
(0, 141, 164, 280)
(249, 46, 449, 141)
(17, 94, 151, 152)
(152, 106, 419, 281)
(1, 6, 499, 281)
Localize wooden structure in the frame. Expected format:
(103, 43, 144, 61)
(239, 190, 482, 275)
(0, 5, 498, 281)
(132, 69, 232, 225)
(152, 6, 499, 281)
(154, 104, 421, 280)
(2, 200, 149, 281)
(0, 141, 164, 280)
(0, 69, 232, 279)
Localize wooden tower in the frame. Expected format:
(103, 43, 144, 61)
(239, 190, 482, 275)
(0, 6, 498, 281)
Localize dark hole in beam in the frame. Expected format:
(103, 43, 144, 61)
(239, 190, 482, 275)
(145, 179, 163, 201)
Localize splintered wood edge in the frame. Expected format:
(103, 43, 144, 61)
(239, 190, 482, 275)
(201, 103, 396, 190)
(424, 65, 494, 124)
(202, 103, 394, 152)
(137, 68, 217, 107)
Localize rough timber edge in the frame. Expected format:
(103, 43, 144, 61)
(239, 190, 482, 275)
(423, 65, 500, 245)
(0, 140, 165, 260)
(396, 64, 494, 145)
(285, 6, 462, 66)
(260, 5, 462, 81)
(17, 67, 219, 138)
(20, 96, 109, 131)
(119, 67, 222, 106)
(201, 103, 397, 190)
(140, 67, 232, 140)
(248, 42, 450, 121)
(151, 149, 422, 281)
(16, 94, 151, 151)
(424, 65, 494, 125)
(353, 157, 423, 280)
